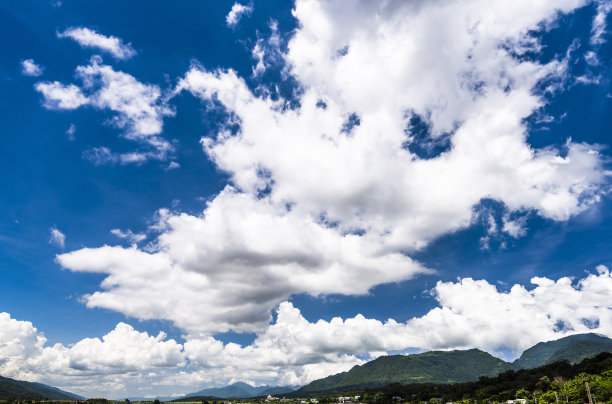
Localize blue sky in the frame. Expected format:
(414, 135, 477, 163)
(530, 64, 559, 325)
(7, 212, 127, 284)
(1, 0, 612, 399)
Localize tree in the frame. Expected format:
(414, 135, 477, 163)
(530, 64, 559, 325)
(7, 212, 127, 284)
(516, 389, 530, 400)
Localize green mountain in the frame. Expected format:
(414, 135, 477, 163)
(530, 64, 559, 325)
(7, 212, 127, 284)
(356, 352, 612, 403)
(295, 333, 612, 396)
(513, 333, 612, 368)
(297, 349, 510, 395)
(0, 375, 84, 400)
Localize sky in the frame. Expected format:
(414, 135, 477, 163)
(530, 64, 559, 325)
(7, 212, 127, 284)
(1, 0, 612, 399)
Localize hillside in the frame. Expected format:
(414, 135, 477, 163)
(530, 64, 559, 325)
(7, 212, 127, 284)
(295, 333, 612, 396)
(297, 349, 511, 395)
(0, 375, 84, 400)
(514, 333, 612, 368)
(357, 352, 612, 403)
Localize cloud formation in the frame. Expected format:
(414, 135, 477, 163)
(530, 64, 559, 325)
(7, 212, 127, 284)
(35, 56, 174, 163)
(21, 59, 43, 77)
(226, 3, 253, 27)
(49, 227, 66, 249)
(56, 0, 609, 334)
(57, 27, 136, 60)
(0, 315, 184, 394)
(5, 269, 612, 394)
(57, 193, 429, 334)
(35, 82, 88, 109)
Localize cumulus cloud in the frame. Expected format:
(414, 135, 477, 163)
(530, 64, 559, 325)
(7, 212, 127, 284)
(178, 267, 612, 386)
(64, 323, 185, 373)
(21, 59, 43, 77)
(35, 81, 88, 109)
(54, 0, 609, 335)
(0, 314, 184, 396)
(36, 56, 174, 163)
(49, 227, 66, 249)
(226, 3, 253, 27)
(5, 269, 612, 391)
(57, 27, 136, 60)
(57, 191, 429, 334)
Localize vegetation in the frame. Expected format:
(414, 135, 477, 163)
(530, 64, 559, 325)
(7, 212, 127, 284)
(294, 334, 612, 396)
(351, 352, 612, 404)
(514, 334, 612, 369)
(297, 349, 510, 395)
(0, 376, 83, 400)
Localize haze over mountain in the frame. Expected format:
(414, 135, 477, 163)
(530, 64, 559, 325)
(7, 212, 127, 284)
(294, 333, 612, 396)
(181, 382, 297, 399)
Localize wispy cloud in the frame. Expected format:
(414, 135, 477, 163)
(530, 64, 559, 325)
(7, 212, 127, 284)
(49, 227, 65, 249)
(66, 123, 76, 140)
(110, 228, 146, 244)
(36, 56, 174, 164)
(57, 27, 136, 60)
(226, 2, 253, 28)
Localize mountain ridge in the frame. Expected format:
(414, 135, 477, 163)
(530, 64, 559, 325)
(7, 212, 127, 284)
(0, 375, 85, 400)
(180, 381, 297, 399)
(293, 333, 612, 396)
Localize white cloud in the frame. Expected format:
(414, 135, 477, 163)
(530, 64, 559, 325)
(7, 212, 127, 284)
(226, 3, 253, 27)
(178, 267, 612, 386)
(5, 269, 612, 393)
(591, 1, 612, 45)
(75, 57, 173, 141)
(167, 161, 180, 170)
(250, 21, 283, 77)
(57, 27, 136, 60)
(65, 323, 185, 373)
(66, 123, 76, 140)
(21, 59, 43, 77)
(35, 81, 88, 109)
(36, 57, 175, 163)
(502, 214, 528, 238)
(55, 0, 608, 335)
(0, 314, 185, 397)
(251, 40, 266, 76)
(111, 228, 147, 244)
(0, 313, 48, 381)
(57, 190, 430, 334)
(49, 227, 66, 249)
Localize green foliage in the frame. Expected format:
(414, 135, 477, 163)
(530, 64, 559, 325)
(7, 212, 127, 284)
(514, 334, 612, 369)
(298, 349, 511, 396)
(516, 388, 530, 399)
(296, 334, 612, 397)
(0, 375, 84, 400)
(343, 352, 612, 404)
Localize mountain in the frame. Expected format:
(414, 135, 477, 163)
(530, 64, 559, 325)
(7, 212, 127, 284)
(0, 375, 84, 400)
(513, 333, 612, 368)
(297, 349, 510, 395)
(354, 352, 612, 403)
(181, 382, 297, 399)
(126, 396, 179, 402)
(294, 333, 612, 396)
(258, 386, 297, 397)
